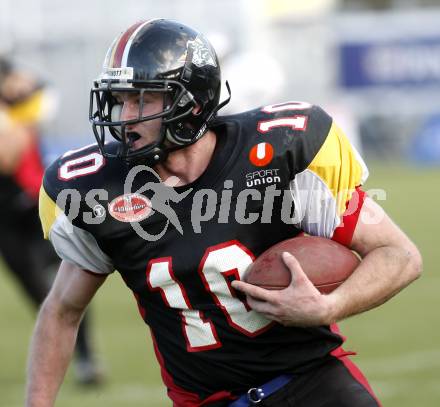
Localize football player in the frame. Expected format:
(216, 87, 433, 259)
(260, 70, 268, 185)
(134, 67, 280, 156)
(0, 57, 103, 385)
(26, 19, 421, 406)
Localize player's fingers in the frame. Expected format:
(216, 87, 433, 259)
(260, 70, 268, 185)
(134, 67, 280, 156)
(281, 252, 315, 290)
(246, 295, 278, 316)
(231, 280, 274, 302)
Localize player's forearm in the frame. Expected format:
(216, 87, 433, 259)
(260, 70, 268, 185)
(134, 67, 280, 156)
(26, 298, 81, 407)
(325, 244, 422, 323)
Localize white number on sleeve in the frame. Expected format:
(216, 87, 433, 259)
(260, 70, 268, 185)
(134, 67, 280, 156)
(58, 152, 105, 181)
(258, 101, 311, 133)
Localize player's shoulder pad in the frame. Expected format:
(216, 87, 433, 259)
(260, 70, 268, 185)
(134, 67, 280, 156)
(227, 102, 333, 173)
(40, 142, 124, 238)
(42, 141, 122, 202)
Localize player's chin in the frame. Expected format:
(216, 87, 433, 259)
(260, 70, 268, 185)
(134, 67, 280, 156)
(129, 139, 155, 151)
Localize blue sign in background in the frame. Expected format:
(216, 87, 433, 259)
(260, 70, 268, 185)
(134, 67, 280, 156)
(340, 37, 440, 88)
(408, 114, 440, 165)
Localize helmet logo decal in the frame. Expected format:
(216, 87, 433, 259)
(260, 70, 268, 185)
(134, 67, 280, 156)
(108, 193, 152, 223)
(249, 143, 274, 167)
(188, 36, 217, 68)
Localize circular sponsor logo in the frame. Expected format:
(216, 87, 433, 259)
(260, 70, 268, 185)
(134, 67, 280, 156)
(93, 204, 106, 218)
(108, 193, 152, 223)
(249, 142, 274, 167)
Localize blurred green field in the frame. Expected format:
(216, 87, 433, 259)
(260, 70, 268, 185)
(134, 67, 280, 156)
(1, 164, 439, 407)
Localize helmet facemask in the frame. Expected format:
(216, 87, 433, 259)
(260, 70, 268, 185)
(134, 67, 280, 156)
(90, 79, 199, 165)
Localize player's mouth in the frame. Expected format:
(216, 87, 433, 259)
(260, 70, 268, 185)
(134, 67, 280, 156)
(127, 131, 142, 150)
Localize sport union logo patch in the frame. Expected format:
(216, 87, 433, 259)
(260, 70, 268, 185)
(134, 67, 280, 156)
(249, 143, 274, 167)
(108, 193, 152, 222)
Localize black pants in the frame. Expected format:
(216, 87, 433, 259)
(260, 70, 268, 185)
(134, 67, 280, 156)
(0, 205, 94, 361)
(208, 355, 381, 407)
(254, 356, 380, 407)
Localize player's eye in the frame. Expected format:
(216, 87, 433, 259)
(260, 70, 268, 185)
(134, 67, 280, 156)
(142, 95, 155, 104)
(112, 92, 140, 104)
(112, 93, 128, 104)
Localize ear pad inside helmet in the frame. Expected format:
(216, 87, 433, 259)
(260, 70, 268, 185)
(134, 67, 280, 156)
(111, 103, 122, 121)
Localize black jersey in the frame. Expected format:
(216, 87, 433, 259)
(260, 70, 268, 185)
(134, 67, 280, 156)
(39, 102, 368, 406)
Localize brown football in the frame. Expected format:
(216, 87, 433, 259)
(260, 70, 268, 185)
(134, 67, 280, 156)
(245, 236, 360, 293)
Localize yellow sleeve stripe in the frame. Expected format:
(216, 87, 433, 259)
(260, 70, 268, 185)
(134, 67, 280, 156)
(307, 122, 365, 216)
(39, 185, 62, 239)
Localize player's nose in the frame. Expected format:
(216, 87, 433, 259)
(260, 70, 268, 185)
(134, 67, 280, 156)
(120, 100, 139, 121)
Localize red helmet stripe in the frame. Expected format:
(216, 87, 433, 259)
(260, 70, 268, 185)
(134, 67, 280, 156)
(111, 20, 146, 68)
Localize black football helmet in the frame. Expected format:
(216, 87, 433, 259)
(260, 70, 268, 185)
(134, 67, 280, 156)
(89, 18, 229, 165)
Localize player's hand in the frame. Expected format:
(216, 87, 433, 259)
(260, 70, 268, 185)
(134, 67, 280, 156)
(231, 252, 335, 327)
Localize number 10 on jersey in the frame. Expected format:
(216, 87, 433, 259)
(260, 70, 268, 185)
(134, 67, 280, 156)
(146, 241, 273, 352)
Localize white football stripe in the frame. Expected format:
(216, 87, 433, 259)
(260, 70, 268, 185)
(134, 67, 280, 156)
(121, 20, 156, 68)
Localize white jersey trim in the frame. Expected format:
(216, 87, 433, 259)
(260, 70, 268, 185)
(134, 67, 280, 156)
(49, 213, 114, 275)
(289, 169, 341, 239)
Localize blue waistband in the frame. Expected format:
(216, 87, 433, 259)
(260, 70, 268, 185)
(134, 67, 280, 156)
(228, 374, 293, 406)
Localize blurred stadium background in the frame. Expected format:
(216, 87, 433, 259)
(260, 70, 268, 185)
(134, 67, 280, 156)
(1, 0, 439, 406)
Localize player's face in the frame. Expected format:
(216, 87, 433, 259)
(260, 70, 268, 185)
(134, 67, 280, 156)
(116, 91, 164, 150)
